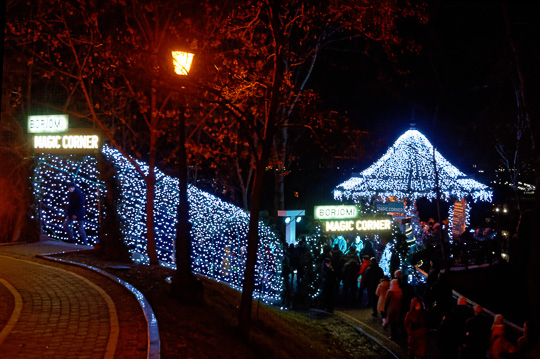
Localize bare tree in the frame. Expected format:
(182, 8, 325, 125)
(196, 0, 427, 336)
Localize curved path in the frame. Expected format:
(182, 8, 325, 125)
(0, 241, 151, 358)
(0, 255, 118, 358)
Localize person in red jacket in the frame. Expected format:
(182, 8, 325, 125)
(357, 255, 371, 305)
(404, 297, 428, 359)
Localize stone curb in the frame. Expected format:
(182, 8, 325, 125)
(310, 308, 402, 359)
(36, 252, 160, 359)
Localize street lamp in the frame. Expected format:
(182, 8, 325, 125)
(170, 50, 203, 301)
(172, 51, 194, 76)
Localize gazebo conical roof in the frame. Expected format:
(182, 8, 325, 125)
(334, 129, 493, 203)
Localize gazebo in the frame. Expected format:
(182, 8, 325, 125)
(333, 128, 493, 239)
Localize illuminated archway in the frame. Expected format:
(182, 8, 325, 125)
(33, 146, 283, 304)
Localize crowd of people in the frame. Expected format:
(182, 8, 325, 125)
(418, 220, 504, 268)
(282, 238, 537, 359)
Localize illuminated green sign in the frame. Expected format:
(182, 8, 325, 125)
(314, 205, 358, 219)
(28, 114, 69, 133)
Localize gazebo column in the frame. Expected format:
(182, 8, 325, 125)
(406, 198, 422, 238)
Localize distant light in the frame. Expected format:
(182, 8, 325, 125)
(172, 51, 194, 75)
(296, 216, 302, 223)
(285, 217, 291, 224)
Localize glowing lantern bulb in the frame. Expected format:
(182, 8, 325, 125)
(172, 51, 194, 75)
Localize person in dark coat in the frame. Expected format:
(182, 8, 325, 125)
(341, 247, 361, 302)
(462, 304, 492, 359)
(426, 259, 440, 294)
(319, 258, 336, 312)
(362, 258, 384, 316)
(452, 297, 475, 345)
(63, 182, 88, 245)
(360, 238, 376, 259)
(330, 244, 344, 292)
(281, 243, 294, 305)
(404, 297, 428, 359)
(516, 321, 538, 359)
(293, 240, 310, 287)
(395, 270, 414, 329)
(437, 297, 474, 359)
(428, 272, 454, 329)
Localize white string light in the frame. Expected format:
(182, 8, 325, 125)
(33, 146, 284, 304)
(334, 129, 493, 203)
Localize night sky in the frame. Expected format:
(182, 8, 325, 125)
(316, 2, 535, 171)
(289, 2, 539, 212)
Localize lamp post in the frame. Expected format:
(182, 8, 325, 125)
(171, 50, 202, 300)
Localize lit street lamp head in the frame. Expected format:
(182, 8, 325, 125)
(172, 51, 194, 75)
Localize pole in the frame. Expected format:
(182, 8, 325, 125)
(171, 107, 203, 301)
(433, 147, 447, 269)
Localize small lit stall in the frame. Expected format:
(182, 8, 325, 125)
(333, 128, 493, 276)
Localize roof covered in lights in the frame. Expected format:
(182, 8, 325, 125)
(334, 129, 493, 203)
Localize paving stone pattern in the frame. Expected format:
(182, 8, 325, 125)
(0, 256, 111, 358)
(0, 241, 148, 359)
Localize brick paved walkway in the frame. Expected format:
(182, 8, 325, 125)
(0, 240, 151, 359)
(0, 254, 116, 358)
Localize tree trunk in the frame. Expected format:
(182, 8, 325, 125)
(236, 158, 252, 211)
(145, 168, 158, 265)
(273, 127, 287, 212)
(171, 110, 203, 302)
(238, 147, 269, 337)
(274, 166, 285, 212)
(238, 2, 286, 336)
(145, 88, 160, 265)
(176, 110, 192, 276)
